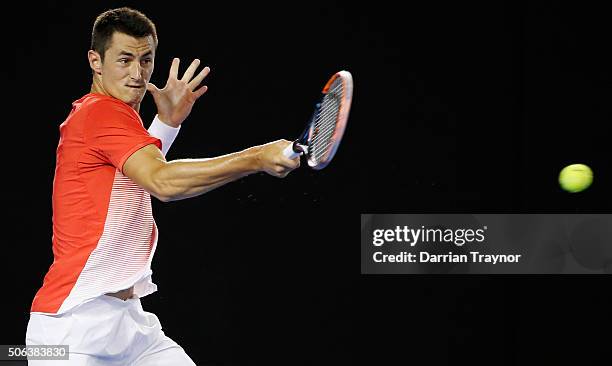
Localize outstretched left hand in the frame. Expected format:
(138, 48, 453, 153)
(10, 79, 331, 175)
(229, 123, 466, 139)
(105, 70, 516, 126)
(147, 58, 210, 127)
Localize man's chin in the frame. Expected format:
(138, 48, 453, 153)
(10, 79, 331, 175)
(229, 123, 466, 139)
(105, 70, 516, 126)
(122, 91, 145, 107)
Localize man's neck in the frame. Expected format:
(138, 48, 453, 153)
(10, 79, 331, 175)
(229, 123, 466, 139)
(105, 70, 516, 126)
(90, 79, 140, 112)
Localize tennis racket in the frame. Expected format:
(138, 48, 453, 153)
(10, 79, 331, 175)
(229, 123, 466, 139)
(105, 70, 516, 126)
(283, 70, 353, 170)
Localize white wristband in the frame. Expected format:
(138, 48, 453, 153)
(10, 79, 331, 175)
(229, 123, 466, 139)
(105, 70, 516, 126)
(148, 115, 181, 156)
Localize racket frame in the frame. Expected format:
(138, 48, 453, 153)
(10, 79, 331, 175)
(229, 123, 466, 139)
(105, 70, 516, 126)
(285, 70, 353, 170)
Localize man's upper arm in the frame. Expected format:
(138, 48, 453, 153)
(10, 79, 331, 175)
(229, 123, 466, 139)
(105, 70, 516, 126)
(123, 144, 168, 201)
(86, 100, 161, 167)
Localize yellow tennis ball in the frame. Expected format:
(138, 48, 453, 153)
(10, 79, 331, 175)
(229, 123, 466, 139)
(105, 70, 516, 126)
(559, 164, 593, 193)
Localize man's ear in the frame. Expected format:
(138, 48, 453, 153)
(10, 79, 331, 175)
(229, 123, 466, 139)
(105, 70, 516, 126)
(88, 50, 103, 75)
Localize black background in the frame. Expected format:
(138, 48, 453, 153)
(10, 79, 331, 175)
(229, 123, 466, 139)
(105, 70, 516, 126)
(2, 1, 612, 365)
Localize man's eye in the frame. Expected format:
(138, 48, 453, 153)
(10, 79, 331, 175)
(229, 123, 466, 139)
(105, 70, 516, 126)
(118, 59, 129, 64)
(141, 59, 152, 64)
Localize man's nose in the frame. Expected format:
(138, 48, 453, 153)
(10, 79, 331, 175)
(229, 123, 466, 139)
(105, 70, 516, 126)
(129, 62, 142, 80)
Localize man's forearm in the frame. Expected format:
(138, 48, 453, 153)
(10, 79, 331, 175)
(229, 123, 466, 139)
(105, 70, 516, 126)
(153, 146, 262, 201)
(148, 115, 181, 156)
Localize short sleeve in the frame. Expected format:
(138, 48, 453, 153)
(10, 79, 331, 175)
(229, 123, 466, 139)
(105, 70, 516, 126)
(85, 99, 162, 173)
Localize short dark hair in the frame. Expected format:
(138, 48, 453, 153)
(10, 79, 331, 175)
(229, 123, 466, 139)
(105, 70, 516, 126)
(91, 7, 158, 61)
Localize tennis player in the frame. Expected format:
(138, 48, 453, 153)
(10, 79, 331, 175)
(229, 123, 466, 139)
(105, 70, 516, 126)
(25, 7, 299, 365)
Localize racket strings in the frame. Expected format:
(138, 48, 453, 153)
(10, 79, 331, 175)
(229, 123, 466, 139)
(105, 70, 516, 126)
(312, 108, 338, 160)
(311, 100, 339, 162)
(310, 79, 344, 163)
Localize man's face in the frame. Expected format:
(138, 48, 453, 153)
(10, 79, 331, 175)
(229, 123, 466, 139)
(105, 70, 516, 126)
(96, 32, 155, 107)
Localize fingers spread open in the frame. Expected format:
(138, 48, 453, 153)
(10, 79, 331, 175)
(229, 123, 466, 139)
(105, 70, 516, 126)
(188, 66, 211, 90)
(181, 59, 201, 82)
(194, 85, 209, 99)
(169, 58, 180, 80)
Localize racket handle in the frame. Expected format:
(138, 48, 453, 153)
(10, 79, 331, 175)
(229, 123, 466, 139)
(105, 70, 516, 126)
(283, 141, 302, 159)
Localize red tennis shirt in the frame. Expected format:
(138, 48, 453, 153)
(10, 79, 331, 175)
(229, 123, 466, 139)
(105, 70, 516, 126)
(31, 93, 162, 314)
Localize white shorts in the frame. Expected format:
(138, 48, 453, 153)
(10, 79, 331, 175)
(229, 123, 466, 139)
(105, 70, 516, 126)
(25, 295, 196, 365)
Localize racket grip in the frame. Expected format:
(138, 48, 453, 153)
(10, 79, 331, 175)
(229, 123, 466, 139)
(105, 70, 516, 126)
(283, 142, 302, 159)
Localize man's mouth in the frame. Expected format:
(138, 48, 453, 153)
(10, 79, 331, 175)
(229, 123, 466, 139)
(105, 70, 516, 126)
(126, 85, 144, 89)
